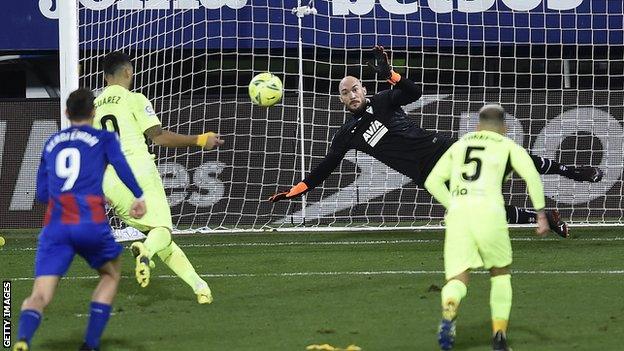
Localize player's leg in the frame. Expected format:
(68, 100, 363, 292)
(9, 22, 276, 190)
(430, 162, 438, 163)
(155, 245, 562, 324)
(474, 216, 513, 351)
(14, 227, 74, 350)
(156, 240, 213, 304)
(13, 276, 60, 351)
(504, 205, 568, 238)
(438, 211, 482, 350)
(489, 266, 512, 351)
(529, 154, 603, 182)
(80, 258, 121, 351)
(76, 225, 124, 350)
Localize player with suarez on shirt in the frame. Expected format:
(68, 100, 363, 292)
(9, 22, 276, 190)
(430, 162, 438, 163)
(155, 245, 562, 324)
(14, 89, 146, 351)
(269, 46, 603, 236)
(94, 52, 224, 304)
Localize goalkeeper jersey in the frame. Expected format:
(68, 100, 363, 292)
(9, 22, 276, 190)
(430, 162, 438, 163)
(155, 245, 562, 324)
(425, 130, 545, 212)
(302, 77, 455, 189)
(93, 85, 161, 161)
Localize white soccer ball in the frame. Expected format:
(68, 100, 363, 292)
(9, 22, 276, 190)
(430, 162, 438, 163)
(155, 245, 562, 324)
(248, 73, 283, 107)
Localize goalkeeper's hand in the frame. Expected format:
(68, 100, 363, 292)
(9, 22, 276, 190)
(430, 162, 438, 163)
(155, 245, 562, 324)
(196, 132, 225, 150)
(268, 182, 309, 203)
(366, 45, 401, 85)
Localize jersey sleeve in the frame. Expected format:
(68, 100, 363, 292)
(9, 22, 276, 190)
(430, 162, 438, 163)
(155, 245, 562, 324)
(103, 132, 144, 199)
(35, 152, 49, 203)
(303, 126, 351, 190)
(509, 142, 545, 211)
(134, 93, 161, 133)
(424, 144, 453, 209)
(388, 77, 422, 107)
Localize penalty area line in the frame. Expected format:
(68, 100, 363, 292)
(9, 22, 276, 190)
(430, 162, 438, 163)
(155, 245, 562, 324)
(7, 269, 624, 282)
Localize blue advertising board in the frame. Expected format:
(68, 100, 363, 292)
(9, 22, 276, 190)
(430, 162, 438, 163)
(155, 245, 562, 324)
(1, 0, 622, 50)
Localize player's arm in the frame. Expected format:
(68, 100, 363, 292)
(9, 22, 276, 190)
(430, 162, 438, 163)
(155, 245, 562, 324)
(35, 154, 49, 203)
(424, 146, 453, 208)
(135, 94, 224, 150)
(269, 131, 349, 202)
(509, 143, 549, 235)
(367, 45, 422, 106)
(144, 125, 223, 150)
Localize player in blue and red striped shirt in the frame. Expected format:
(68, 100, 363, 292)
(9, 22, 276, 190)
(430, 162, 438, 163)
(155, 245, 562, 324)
(13, 89, 146, 351)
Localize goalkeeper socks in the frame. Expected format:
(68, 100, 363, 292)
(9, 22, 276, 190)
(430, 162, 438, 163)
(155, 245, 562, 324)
(441, 279, 467, 320)
(17, 309, 42, 344)
(84, 302, 112, 348)
(84, 302, 112, 349)
(144, 227, 172, 259)
(157, 241, 207, 293)
(490, 274, 512, 334)
(506, 206, 536, 224)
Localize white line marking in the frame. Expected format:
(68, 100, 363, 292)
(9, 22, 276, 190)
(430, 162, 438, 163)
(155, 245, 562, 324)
(7, 270, 624, 282)
(4, 237, 624, 252)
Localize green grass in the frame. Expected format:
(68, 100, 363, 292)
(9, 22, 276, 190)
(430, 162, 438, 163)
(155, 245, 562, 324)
(1, 228, 623, 350)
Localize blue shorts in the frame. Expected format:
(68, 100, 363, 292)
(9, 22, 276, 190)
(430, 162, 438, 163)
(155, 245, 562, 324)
(34, 223, 123, 277)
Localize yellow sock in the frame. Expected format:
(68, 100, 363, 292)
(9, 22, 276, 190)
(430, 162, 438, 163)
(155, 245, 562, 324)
(157, 241, 207, 293)
(143, 227, 171, 259)
(441, 279, 467, 320)
(490, 274, 512, 334)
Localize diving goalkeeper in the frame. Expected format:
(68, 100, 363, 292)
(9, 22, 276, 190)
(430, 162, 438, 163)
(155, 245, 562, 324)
(269, 46, 603, 237)
(94, 52, 224, 304)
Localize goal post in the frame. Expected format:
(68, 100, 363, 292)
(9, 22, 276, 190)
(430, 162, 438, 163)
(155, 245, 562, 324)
(64, 1, 624, 233)
(58, 0, 79, 130)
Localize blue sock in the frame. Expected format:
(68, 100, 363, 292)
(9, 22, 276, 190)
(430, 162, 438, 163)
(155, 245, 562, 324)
(84, 302, 112, 348)
(17, 309, 42, 344)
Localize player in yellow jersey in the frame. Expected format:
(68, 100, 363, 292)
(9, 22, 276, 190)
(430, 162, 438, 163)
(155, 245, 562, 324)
(93, 52, 224, 304)
(425, 104, 550, 351)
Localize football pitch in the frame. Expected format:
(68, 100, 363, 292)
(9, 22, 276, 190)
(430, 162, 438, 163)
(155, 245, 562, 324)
(2, 228, 623, 351)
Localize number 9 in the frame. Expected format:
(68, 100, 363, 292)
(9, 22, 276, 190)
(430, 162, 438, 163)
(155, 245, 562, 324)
(56, 148, 81, 191)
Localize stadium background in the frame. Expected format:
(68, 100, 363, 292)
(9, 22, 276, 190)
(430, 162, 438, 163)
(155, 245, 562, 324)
(0, 0, 622, 230)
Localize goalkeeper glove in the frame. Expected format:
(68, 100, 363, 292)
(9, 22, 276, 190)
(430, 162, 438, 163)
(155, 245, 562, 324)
(268, 182, 309, 202)
(366, 45, 401, 85)
(196, 132, 224, 150)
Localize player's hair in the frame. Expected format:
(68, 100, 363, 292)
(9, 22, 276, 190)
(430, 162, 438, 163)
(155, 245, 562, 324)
(66, 88, 95, 121)
(103, 51, 132, 76)
(478, 104, 506, 125)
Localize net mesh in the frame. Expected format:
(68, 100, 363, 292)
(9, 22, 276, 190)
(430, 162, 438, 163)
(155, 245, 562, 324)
(77, 1, 624, 231)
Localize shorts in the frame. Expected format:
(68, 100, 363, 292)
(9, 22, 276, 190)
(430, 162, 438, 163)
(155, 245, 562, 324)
(103, 158, 173, 232)
(35, 223, 122, 277)
(443, 205, 512, 280)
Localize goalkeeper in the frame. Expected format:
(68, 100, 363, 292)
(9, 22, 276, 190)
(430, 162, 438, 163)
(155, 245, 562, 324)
(269, 46, 603, 237)
(94, 52, 224, 304)
(425, 104, 550, 351)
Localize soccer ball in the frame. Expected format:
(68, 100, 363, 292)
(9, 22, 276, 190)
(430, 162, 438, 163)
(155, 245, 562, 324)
(248, 73, 283, 107)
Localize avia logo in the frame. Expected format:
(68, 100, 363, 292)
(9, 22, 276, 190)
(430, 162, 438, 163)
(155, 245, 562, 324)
(39, 0, 248, 19)
(362, 120, 388, 147)
(332, 0, 583, 16)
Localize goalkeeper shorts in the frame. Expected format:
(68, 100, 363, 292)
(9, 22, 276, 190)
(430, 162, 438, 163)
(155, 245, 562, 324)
(103, 163, 173, 232)
(443, 205, 512, 280)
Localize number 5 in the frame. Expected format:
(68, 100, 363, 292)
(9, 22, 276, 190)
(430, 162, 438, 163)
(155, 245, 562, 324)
(56, 148, 81, 191)
(462, 146, 485, 181)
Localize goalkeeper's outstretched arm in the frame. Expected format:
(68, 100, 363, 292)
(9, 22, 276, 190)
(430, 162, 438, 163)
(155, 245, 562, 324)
(368, 45, 422, 106)
(145, 125, 224, 150)
(269, 142, 348, 202)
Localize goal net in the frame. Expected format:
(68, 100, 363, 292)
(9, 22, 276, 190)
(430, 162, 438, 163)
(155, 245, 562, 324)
(75, 0, 624, 232)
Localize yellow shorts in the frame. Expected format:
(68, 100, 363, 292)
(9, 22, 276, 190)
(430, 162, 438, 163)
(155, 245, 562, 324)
(443, 206, 512, 280)
(103, 159, 172, 232)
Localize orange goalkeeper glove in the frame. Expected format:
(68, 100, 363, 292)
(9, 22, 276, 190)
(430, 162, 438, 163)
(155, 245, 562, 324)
(268, 182, 309, 203)
(366, 45, 401, 85)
